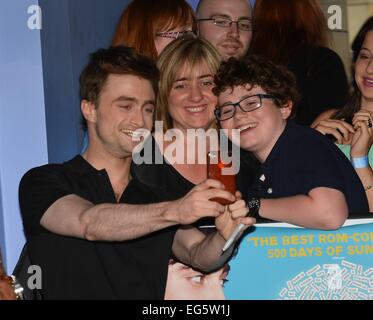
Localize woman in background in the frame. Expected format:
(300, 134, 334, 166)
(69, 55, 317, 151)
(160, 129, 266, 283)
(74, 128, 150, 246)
(312, 17, 373, 212)
(82, 0, 196, 153)
(112, 0, 196, 60)
(250, 0, 348, 126)
(132, 35, 257, 299)
(133, 35, 221, 231)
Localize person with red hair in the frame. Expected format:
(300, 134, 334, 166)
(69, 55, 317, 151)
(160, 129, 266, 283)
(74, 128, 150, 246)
(112, 0, 197, 60)
(250, 0, 348, 126)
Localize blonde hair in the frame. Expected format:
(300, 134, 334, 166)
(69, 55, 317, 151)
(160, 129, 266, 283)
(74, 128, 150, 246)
(157, 34, 221, 131)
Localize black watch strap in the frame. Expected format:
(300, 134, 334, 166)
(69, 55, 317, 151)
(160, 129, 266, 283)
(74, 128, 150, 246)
(247, 197, 261, 219)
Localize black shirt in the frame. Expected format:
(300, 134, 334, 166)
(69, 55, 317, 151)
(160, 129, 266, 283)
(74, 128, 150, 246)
(19, 156, 176, 300)
(132, 137, 259, 228)
(288, 45, 349, 126)
(245, 121, 369, 216)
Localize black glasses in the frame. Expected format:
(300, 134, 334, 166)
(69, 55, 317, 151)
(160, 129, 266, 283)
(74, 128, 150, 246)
(197, 16, 253, 31)
(215, 94, 279, 121)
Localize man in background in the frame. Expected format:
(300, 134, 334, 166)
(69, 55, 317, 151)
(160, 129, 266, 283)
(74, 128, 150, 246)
(196, 0, 253, 60)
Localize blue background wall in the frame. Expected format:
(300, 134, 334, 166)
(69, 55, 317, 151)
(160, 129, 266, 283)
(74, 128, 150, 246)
(0, 0, 129, 272)
(39, 0, 130, 164)
(0, 0, 48, 272)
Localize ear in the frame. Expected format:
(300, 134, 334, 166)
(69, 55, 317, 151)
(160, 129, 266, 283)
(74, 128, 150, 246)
(81, 100, 97, 124)
(280, 101, 293, 120)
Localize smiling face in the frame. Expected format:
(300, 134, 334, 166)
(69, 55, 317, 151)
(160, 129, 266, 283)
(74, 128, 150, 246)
(218, 85, 292, 162)
(164, 261, 228, 300)
(197, 0, 252, 60)
(167, 60, 217, 131)
(83, 74, 155, 158)
(355, 30, 373, 108)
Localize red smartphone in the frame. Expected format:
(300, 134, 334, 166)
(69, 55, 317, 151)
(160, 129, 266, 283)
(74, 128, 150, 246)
(207, 151, 236, 205)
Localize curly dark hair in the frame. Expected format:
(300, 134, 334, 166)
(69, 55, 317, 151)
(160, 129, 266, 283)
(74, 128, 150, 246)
(213, 55, 300, 112)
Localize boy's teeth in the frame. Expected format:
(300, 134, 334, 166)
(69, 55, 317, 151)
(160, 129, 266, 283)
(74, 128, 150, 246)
(239, 124, 256, 131)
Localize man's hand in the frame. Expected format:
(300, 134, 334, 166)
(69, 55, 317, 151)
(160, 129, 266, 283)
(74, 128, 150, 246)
(215, 191, 256, 241)
(164, 179, 236, 225)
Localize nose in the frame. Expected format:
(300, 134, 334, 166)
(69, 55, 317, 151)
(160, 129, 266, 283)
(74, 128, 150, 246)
(189, 83, 204, 102)
(366, 58, 373, 74)
(227, 21, 239, 38)
(130, 109, 145, 128)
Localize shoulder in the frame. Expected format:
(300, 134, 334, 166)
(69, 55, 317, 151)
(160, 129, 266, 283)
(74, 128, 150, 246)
(289, 45, 345, 74)
(20, 156, 81, 181)
(20, 164, 64, 188)
(285, 121, 337, 154)
(294, 45, 342, 62)
(19, 157, 80, 195)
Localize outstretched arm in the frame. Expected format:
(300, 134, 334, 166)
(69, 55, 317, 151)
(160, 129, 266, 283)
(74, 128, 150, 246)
(172, 195, 255, 273)
(259, 187, 348, 230)
(40, 179, 235, 241)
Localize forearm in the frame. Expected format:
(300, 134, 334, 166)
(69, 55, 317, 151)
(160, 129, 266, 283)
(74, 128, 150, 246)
(259, 193, 347, 230)
(355, 166, 373, 212)
(186, 232, 234, 273)
(81, 201, 178, 241)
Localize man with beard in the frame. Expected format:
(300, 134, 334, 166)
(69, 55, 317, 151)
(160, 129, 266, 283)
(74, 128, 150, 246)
(196, 0, 252, 60)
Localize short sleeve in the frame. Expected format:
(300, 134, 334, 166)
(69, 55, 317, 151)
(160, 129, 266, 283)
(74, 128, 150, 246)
(19, 165, 72, 236)
(294, 134, 346, 193)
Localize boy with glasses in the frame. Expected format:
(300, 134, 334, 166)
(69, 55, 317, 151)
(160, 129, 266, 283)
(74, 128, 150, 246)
(196, 0, 252, 60)
(214, 56, 369, 229)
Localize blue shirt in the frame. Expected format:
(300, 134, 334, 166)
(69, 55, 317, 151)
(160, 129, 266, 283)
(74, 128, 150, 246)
(245, 120, 369, 216)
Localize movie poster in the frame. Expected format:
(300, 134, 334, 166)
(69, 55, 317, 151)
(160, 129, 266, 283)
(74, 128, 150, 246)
(225, 219, 373, 300)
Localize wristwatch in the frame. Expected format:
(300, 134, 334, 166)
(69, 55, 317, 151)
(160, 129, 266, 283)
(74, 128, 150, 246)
(247, 197, 261, 219)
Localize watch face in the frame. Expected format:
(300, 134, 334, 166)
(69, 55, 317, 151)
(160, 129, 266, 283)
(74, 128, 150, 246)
(248, 198, 259, 209)
(247, 198, 260, 218)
